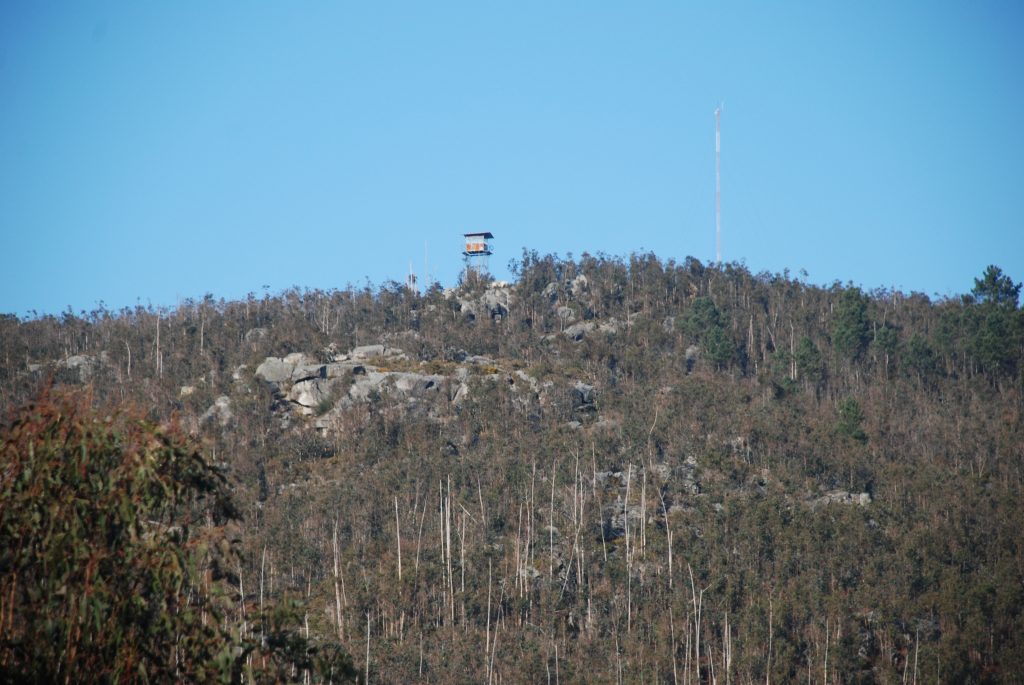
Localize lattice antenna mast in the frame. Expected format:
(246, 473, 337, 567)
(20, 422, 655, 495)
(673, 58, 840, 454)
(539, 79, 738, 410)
(715, 105, 722, 265)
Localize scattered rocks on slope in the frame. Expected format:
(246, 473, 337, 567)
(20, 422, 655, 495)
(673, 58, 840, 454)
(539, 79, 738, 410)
(244, 327, 267, 343)
(254, 356, 303, 384)
(569, 274, 588, 298)
(288, 378, 340, 412)
(448, 281, 514, 322)
(200, 396, 233, 427)
(563, 322, 596, 342)
(676, 455, 701, 495)
(604, 495, 645, 539)
(513, 370, 540, 394)
(56, 354, 105, 381)
(540, 274, 589, 305)
(542, 282, 559, 303)
(561, 317, 623, 342)
(571, 381, 596, 415)
(349, 344, 385, 360)
(594, 458, 703, 540)
(808, 490, 872, 511)
(255, 341, 453, 420)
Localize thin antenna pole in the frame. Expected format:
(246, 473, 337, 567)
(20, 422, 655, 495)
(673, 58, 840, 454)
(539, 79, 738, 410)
(715, 105, 722, 266)
(424, 241, 429, 289)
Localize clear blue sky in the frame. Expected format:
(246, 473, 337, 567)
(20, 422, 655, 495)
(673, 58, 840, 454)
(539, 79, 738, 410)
(2, 1, 1022, 316)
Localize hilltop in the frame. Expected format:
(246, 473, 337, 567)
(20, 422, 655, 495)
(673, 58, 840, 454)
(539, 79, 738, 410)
(2, 253, 1022, 683)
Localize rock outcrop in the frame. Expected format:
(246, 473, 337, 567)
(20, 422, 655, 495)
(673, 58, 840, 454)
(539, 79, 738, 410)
(595, 458, 703, 541)
(560, 317, 623, 342)
(809, 490, 872, 511)
(200, 396, 233, 426)
(56, 353, 106, 381)
(254, 344, 450, 422)
(571, 381, 596, 415)
(447, 281, 513, 322)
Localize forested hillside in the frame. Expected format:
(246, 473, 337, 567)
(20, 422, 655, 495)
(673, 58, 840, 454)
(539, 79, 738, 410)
(2, 254, 1022, 683)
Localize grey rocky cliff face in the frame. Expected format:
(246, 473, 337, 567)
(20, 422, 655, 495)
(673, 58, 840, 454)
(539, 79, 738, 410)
(255, 344, 448, 420)
(346, 370, 444, 403)
(250, 336, 570, 433)
(254, 356, 308, 384)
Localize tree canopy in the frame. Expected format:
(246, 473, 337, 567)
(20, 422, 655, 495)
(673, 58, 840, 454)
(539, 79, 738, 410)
(972, 264, 1022, 308)
(0, 386, 356, 683)
(1, 259, 1022, 682)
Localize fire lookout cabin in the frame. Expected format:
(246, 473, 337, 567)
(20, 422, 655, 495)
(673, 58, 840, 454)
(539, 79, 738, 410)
(462, 232, 494, 276)
(463, 232, 494, 257)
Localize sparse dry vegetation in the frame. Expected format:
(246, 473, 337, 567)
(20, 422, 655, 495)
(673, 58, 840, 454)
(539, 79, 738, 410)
(1, 254, 1022, 683)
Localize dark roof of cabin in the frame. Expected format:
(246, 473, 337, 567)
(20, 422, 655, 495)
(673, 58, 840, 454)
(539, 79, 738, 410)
(463, 232, 494, 239)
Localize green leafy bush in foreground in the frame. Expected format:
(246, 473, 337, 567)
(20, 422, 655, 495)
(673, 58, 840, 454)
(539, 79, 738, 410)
(0, 386, 356, 684)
